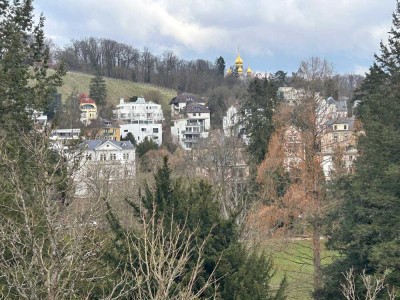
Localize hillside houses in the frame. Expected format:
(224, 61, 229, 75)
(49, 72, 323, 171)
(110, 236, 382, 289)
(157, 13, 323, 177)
(113, 97, 163, 145)
(170, 93, 211, 150)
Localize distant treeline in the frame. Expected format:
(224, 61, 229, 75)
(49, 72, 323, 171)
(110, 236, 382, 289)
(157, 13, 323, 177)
(54, 37, 226, 94)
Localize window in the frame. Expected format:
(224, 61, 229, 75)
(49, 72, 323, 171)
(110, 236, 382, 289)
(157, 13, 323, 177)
(141, 128, 146, 132)
(153, 128, 159, 133)
(123, 153, 129, 160)
(86, 154, 92, 160)
(333, 135, 338, 143)
(124, 129, 128, 132)
(100, 154, 106, 161)
(334, 125, 337, 130)
(344, 125, 347, 130)
(110, 153, 116, 160)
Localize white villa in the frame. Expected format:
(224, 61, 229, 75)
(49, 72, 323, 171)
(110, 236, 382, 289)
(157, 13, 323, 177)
(71, 140, 136, 197)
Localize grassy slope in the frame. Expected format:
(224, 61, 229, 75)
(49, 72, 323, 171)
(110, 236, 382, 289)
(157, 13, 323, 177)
(264, 239, 339, 300)
(57, 71, 176, 111)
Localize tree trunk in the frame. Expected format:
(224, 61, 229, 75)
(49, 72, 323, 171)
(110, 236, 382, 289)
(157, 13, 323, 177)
(313, 220, 322, 298)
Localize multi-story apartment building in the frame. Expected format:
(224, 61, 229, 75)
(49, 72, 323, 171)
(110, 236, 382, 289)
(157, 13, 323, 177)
(71, 140, 136, 197)
(113, 97, 163, 145)
(171, 103, 210, 150)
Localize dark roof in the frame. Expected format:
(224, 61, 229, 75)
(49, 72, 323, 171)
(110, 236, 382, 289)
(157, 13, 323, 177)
(169, 93, 205, 105)
(185, 103, 210, 113)
(78, 140, 135, 150)
(336, 100, 347, 111)
(325, 117, 355, 130)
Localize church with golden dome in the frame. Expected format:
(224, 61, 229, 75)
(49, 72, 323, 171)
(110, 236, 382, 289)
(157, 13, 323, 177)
(226, 52, 253, 78)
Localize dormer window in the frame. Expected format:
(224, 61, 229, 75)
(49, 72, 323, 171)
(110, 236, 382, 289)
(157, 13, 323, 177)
(344, 125, 348, 130)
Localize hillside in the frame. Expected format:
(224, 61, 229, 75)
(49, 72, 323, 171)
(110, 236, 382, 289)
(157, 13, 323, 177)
(56, 71, 177, 112)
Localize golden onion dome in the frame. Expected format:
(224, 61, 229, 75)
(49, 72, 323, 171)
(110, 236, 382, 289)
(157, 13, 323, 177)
(227, 68, 232, 75)
(237, 66, 243, 74)
(235, 53, 243, 66)
(246, 67, 252, 74)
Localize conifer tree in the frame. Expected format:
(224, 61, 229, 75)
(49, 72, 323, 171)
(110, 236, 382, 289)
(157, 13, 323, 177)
(321, 2, 400, 298)
(136, 157, 287, 299)
(89, 73, 107, 106)
(243, 77, 279, 164)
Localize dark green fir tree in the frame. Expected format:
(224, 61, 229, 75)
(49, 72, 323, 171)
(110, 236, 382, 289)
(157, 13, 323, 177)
(89, 73, 107, 106)
(242, 77, 279, 165)
(320, 2, 400, 299)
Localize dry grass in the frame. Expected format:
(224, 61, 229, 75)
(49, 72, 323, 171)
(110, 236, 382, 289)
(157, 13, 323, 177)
(56, 70, 177, 111)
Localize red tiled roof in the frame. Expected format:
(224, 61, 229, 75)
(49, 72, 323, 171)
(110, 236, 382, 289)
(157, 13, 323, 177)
(79, 93, 96, 104)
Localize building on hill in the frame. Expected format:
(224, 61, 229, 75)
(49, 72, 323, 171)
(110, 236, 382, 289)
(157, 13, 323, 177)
(70, 140, 136, 197)
(226, 52, 254, 78)
(79, 94, 97, 125)
(171, 102, 211, 150)
(169, 92, 207, 117)
(276, 87, 359, 180)
(222, 105, 248, 143)
(84, 119, 121, 141)
(50, 128, 81, 151)
(321, 117, 358, 180)
(113, 97, 164, 124)
(113, 97, 163, 145)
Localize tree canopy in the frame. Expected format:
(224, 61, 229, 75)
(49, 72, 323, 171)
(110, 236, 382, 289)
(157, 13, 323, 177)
(321, 3, 400, 299)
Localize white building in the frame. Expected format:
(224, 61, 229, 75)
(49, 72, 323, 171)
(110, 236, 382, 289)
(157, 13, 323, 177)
(50, 128, 81, 151)
(113, 97, 164, 124)
(120, 121, 162, 146)
(71, 140, 136, 197)
(50, 128, 81, 141)
(113, 97, 163, 145)
(171, 103, 210, 150)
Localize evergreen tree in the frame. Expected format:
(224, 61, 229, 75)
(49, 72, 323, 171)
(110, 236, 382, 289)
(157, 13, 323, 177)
(137, 157, 287, 299)
(0, 0, 64, 132)
(215, 56, 225, 77)
(89, 73, 107, 106)
(242, 77, 279, 164)
(321, 3, 400, 298)
(136, 136, 158, 157)
(121, 132, 137, 146)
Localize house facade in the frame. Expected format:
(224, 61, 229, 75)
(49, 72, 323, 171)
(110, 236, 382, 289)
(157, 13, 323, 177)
(171, 103, 210, 150)
(71, 140, 136, 197)
(113, 97, 163, 145)
(79, 94, 97, 125)
(321, 117, 358, 180)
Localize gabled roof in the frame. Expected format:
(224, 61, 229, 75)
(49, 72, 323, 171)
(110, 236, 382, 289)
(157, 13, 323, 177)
(78, 140, 134, 150)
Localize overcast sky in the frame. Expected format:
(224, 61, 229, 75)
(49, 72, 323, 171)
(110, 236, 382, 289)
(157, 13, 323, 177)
(34, 0, 395, 75)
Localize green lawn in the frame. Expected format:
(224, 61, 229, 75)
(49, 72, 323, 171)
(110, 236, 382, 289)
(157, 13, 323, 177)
(56, 70, 177, 112)
(262, 239, 339, 300)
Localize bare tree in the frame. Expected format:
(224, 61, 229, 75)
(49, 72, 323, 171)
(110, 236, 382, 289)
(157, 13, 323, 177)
(121, 209, 218, 300)
(341, 268, 397, 300)
(255, 58, 344, 297)
(0, 133, 116, 299)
